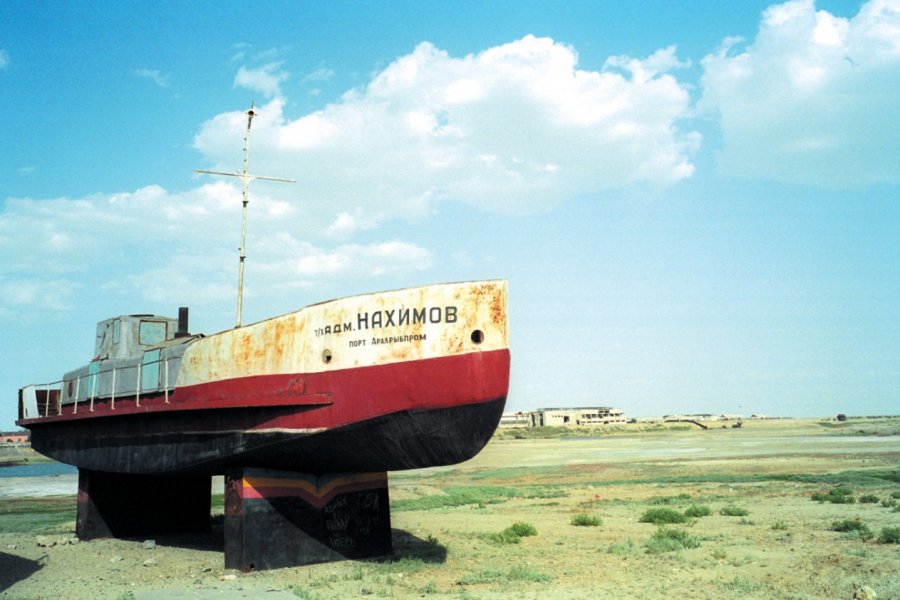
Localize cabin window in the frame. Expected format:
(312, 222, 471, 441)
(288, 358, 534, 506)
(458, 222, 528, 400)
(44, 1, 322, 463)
(139, 321, 167, 346)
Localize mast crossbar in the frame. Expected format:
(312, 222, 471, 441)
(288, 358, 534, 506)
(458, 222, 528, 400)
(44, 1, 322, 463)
(194, 103, 295, 328)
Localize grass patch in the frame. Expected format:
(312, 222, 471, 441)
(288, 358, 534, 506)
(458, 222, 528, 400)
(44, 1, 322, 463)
(391, 485, 563, 512)
(812, 486, 856, 504)
(684, 504, 712, 518)
(457, 564, 551, 584)
(590, 469, 900, 489)
(771, 520, 789, 531)
(879, 526, 900, 544)
(647, 493, 693, 505)
(858, 494, 880, 504)
(508, 521, 537, 537)
(644, 528, 700, 554)
(466, 465, 569, 481)
(606, 539, 637, 555)
(639, 507, 688, 524)
(721, 576, 767, 594)
(720, 505, 750, 517)
(0, 497, 75, 533)
(831, 519, 873, 541)
(508, 564, 552, 583)
(775, 470, 900, 487)
(487, 521, 538, 544)
(570, 513, 602, 527)
(457, 569, 505, 584)
(288, 585, 324, 600)
(497, 426, 596, 440)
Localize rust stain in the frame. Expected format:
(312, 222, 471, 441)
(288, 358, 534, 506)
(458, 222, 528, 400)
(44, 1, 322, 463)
(177, 280, 507, 387)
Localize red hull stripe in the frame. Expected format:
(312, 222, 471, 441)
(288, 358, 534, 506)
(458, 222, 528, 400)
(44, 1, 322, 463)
(21, 350, 511, 434)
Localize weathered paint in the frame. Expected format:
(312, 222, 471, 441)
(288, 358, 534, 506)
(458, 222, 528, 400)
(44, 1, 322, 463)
(176, 280, 507, 386)
(20, 280, 510, 475)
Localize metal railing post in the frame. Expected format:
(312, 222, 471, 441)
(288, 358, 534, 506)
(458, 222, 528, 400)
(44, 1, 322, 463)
(164, 358, 170, 404)
(136, 362, 142, 407)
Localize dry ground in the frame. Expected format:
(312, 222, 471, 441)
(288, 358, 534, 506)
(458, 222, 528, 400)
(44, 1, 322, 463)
(1, 418, 898, 599)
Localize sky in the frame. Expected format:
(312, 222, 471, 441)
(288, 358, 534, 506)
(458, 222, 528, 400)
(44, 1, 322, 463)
(1, 0, 899, 430)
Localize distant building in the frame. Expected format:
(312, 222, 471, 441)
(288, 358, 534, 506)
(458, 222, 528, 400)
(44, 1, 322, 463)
(533, 407, 626, 427)
(0, 431, 29, 444)
(499, 412, 533, 428)
(499, 407, 627, 428)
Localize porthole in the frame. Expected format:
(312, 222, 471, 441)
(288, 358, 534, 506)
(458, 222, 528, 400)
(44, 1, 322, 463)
(471, 329, 484, 344)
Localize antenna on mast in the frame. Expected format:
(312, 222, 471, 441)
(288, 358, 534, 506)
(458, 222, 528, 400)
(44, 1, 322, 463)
(195, 103, 296, 328)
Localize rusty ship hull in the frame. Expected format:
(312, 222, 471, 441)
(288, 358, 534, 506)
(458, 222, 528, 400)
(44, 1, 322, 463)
(18, 280, 510, 475)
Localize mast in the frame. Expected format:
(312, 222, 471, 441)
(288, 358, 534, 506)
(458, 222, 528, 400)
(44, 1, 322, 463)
(195, 103, 295, 328)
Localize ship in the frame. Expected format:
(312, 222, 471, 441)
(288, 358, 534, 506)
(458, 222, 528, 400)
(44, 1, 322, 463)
(15, 104, 510, 478)
(17, 280, 510, 475)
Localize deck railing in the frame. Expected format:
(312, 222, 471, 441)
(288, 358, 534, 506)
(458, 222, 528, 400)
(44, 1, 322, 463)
(19, 355, 178, 419)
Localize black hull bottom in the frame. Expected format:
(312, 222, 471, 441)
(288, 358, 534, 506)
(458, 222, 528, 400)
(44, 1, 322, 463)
(29, 397, 506, 475)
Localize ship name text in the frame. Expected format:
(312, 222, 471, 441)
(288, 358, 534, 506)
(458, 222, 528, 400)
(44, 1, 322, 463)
(314, 305, 457, 338)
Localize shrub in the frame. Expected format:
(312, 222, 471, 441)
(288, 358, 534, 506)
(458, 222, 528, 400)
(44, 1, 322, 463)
(647, 493, 692, 505)
(684, 505, 712, 518)
(891, 491, 900, 499)
(639, 508, 687, 524)
(720, 505, 750, 517)
(878, 526, 900, 544)
(489, 529, 522, 544)
(771, 521, 789, 531)
(829, 494, 856, 504)
(570, 513, 602, 527)
(812, 486, 856, 504)
(489, 521, 537, 544)
(831, 519, 873, 541)
(858, 494, 880, 504)
(644, 528, 700, 554)
(881, 498, 897, 508)
(508, 522, 537, 537)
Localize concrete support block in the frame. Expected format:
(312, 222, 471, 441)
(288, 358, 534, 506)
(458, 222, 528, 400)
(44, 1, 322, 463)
(76, 469, 211, 539)
(224, 468, 391, 571)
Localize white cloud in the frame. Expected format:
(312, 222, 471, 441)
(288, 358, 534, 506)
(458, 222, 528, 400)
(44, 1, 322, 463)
(325, 209, 380, 239)
(301, 67, 335, 84)
(286, 240, 430, 278)
(700, 0, 900, 187)
(135, 68, 170, 88)
(231, 42, 252, 62)
(198, 35, 697, 223)
(0, 50, 9, 70)
(0, 182, 430, 321)
(2, 35, 698, 321)
(0, 276, 74, 317)
(234, 62, 289, 98)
